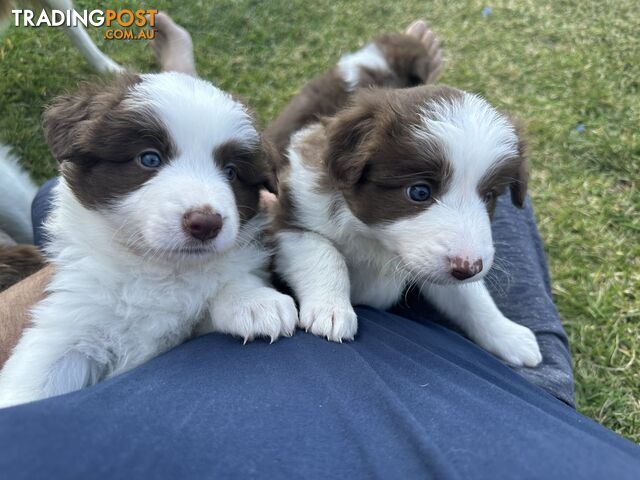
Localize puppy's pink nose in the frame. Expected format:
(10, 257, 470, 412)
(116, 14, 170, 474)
(449, 257, 483, 280)
(182, 210, 223, 241)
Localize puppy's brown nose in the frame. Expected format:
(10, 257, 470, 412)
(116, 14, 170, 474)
(450, 257, 483, 280)
(182, 210, 223, 241)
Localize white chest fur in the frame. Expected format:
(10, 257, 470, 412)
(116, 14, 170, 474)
(333, 229, 407, 309)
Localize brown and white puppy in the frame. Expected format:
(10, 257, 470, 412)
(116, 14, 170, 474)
(0, 71, 297, 408)
(272, 52, 541, 366)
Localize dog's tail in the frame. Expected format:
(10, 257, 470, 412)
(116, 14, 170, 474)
(0, 144, 38, 244)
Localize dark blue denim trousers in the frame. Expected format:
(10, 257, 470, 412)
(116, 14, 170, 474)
(0, 180, 637, 479)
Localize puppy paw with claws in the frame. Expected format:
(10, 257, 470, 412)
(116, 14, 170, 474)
(299, 302, 358, 342)
(211, 288, 298, 343)
(479, 320, 543, 368)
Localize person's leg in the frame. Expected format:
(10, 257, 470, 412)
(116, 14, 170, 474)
(490, 194, 574, 402)
(0, 309, 636, 480)
(0, 187, 629, 479)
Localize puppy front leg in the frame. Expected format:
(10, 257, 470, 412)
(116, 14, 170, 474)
(0, 328, 103, 408)
(422, 282, 542, 367)
(203, 274, 297, 343)
(275, 230, 357, 342)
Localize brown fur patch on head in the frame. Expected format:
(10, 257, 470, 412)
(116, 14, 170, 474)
(322, 85, 461, 225)
(0, 245, 45, 293)
(43, 73, 176, 209)
(214, 137, 279, 222)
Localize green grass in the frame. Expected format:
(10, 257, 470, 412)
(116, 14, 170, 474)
(1, 0, 638, 440)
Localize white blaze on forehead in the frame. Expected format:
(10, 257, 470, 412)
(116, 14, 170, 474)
(125, 72, 259, 154)
(414, 92, 518, 191)
(337, 43, 390, 91)
(107, 72, 254, 254)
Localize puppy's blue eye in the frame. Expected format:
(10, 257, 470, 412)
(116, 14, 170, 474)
(223, 165, 237, 181)
(137, 151, 162, 169)
(407, 184, 431, 202)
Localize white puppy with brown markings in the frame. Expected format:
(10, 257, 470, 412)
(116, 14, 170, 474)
(0, 72, 297, 408)
(271, 31, 542, 368)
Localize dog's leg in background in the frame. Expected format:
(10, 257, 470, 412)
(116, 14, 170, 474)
(149, 12, 196, 76)
(422, 282, 543, 367)
(42, 0, 123, 74)
(275, 231, 357, 341)
(403, 20, 444, 84)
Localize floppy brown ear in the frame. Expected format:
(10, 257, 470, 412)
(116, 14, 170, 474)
(42, 87, 96, 163)
(324, 103, 375, 188)
(42, 74, 140, 163)
(510, 135, 529, 208)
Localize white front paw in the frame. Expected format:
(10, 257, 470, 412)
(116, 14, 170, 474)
(299, 302, 358, 342)
(212, 288, 298, 343)
(480, 320, 543, 367)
